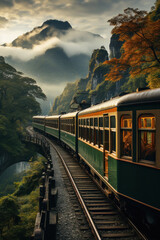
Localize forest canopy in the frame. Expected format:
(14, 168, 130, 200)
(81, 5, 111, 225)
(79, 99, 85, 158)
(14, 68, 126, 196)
(0, 57, 46, 157)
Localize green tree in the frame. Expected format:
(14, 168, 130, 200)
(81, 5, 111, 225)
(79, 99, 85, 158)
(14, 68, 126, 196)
(0, 58, 46, 158)
(0, 195, 19, 238)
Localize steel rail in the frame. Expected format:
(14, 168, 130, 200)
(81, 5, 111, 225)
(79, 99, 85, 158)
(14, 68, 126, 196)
(50, 141, 102, 240)
(29, 129, 147, 240)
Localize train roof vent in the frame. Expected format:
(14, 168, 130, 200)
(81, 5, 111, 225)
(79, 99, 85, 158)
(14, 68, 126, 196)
(136, 87, 150, 92)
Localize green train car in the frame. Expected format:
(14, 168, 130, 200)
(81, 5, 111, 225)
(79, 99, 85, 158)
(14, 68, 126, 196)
(60, 112, 78, 152)
(78, 89, 160, 214)
(45, 115, 60, 139)
(32, 116, 46, 132)
(33, 88, 160, 230)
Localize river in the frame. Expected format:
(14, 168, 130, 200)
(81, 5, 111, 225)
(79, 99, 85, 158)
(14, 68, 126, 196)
(0, 161, 30, 196)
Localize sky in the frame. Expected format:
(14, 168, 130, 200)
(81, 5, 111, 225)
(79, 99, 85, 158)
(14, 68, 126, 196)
(0, 0, 156, 48)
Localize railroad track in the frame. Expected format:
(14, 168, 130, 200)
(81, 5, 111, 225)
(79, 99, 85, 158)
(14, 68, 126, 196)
(49, 140, 146, 240)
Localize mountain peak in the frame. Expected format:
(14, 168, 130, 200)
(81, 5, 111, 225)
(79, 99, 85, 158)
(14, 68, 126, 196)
(43, 19, 72, 30)
(8, 19, 73, 49)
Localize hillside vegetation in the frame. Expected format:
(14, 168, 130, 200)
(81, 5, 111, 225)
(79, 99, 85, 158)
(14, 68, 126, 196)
(105, 3, 160, 88)
(0, 156, 45, 240)
(51, 1, 160, 114)
(0, 57, 45, 159)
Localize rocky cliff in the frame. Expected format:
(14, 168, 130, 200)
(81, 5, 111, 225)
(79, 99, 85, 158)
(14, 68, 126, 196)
(109, 34, 123, 59)
(51, 46, 111, 114)
(50, 33, 130, 114)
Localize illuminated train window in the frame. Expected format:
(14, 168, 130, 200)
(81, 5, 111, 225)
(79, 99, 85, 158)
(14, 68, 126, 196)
(94, 118, 98, 145)
(61, 118, 75, 134)
(121, 115, 132, 157)
(138, 114, 156, 163)
(110, 116, 116, 153)
(99, 117, 103, 147)
(104, 115, 109, 151)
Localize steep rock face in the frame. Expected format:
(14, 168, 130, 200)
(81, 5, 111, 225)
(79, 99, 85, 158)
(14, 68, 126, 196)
(43, 19, 72, 30)
(109, 34, 123, 59)
(89, 47, 109, 90)
(51, 46, 109, 114)
(50, 40, 130, 114)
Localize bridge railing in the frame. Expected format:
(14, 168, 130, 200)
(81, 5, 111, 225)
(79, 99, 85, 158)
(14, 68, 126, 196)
(23, 133, 58, 240)
(22, 134, 51, 158)
(31, 158, 58, 240)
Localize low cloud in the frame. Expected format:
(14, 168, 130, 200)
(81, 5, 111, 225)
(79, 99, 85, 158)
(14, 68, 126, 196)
(59, 29, 106, 57)
(0, 16, 8, 28)
(0, 30, 106, 61)
(0, 37, 60, 61)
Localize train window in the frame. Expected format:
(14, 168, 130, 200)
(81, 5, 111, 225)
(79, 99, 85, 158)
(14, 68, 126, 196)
(89, 128, 94, 143)
(94, 118, 98, 127)
(138, 114, 156, 163)
(110, 116, 116, 153)
(81, 126, 84, 139)
(94, 129, 98, 145)
(99, 130, 103, 147)
(104, 115, 109, 151)
(86, 127, 89, 141)
(110, 116, 116, 128)
(86, 118, 90, 126)
(104, 130, 109, 151)
(99, 117, 103, 127)
(81, 119, 84, 125)
(104, 116, 109, 127)
(99, 117, 103, 148)
(90, 118, 93, 126)
(121, 115, 132, 157)
(111, 131, 116, 152)
(79, 125, 81, 138)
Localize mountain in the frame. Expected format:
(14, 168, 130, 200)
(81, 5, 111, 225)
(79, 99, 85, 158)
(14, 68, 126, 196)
(49, 0, 160, 115)
(50, 35, 131, 114)
(3, 20, 105, 114)
(8, 20, 72, 49)
(50, 46, 113, 114)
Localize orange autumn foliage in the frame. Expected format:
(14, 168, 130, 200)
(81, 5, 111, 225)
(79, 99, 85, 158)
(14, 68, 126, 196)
(104, 8, 160, 83)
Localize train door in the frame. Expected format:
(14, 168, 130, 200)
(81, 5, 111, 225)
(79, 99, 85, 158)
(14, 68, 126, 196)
(103, 114, 109, 178)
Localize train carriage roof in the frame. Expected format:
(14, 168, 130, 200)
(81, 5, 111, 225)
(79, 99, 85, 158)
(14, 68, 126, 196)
(33, 116, 46, 119)
(78, 89, 160, 116)
(45, 115, 61, 120)
(60, 111, 78, 119)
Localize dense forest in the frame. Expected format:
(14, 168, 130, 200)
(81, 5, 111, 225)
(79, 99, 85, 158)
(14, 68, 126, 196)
(0, 157, 46, 240)
(0, 56, 46, 172)
(51, 0, 160, 114)
(0, 56, 46, 239)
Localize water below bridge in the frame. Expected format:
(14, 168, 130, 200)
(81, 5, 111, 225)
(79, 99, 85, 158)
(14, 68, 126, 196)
(0, 161, 30, 197)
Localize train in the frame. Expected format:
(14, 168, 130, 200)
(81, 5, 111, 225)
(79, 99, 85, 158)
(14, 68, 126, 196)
(33, 88, 160, 233)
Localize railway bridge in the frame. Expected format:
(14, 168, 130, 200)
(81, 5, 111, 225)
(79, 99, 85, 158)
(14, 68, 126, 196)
(0, 134, 50, 176)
